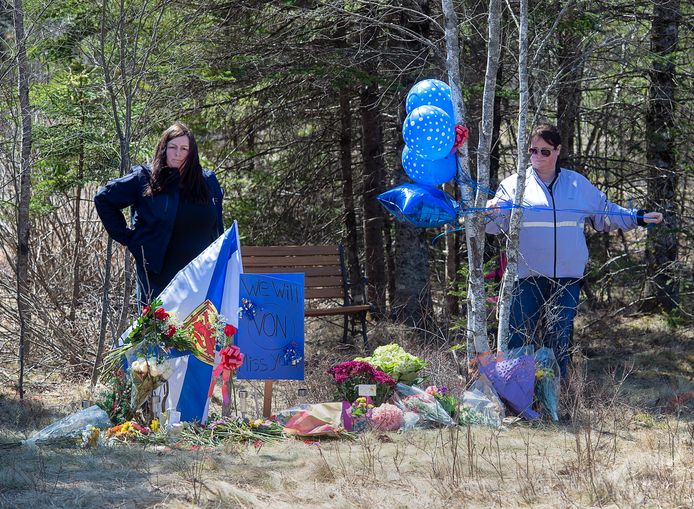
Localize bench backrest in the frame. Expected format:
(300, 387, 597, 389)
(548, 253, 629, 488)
(242, 245, 348, 302)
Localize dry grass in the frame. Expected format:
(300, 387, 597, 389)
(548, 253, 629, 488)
(0, 314, 692, 508)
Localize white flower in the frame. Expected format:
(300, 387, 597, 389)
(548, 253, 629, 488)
(131, 358, 149, 375)
(149, 362, 164, 378)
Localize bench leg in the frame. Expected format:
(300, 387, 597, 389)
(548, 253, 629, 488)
(342, 314, 349, 344)
(360, 312, 368, 349)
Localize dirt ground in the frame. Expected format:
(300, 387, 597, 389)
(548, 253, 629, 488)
(0, 314, 692, 508)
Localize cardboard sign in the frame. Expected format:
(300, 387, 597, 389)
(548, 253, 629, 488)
(236, 273, 305, 380)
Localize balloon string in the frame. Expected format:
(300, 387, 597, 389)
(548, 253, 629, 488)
(432, 205, 650, 245)
(432, 227, 465, 245)
(463, 204, 649, 219)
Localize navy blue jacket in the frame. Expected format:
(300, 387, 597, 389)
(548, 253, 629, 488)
(94, 165, 224, 275)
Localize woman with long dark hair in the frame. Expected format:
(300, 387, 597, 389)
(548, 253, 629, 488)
(95, 123, 224, 303)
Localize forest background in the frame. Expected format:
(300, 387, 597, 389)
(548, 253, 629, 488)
(0, 0, 691, 391)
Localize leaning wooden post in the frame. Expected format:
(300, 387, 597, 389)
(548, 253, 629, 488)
(263, 380, 274, 418)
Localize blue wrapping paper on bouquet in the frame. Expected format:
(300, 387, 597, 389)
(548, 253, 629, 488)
(534, 347, 560, 421)
(479, 354, 539, 420)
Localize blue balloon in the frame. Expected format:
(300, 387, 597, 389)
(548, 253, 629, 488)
(402, 105, 455, 161)
(406, 79, 455, 119)
(402, 146, 457, 186)
(377, 183, 459, 228)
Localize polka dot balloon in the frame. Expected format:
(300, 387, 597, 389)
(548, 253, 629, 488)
(403, 105, 455, 161)
(406, 79, 455, 119)
(402, 146, 456, 186)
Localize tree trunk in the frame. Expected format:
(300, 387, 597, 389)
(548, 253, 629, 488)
(556, 9, 583, 167)
(497, 0, 530, 352)
(443, 0, 497, 358)
(391, 0, 433, 327)
(360, 77, 387, 317)
(70, 80, 86, 323)
(339, 89, 363, 302)
(336, 10, 363, 303)
(13, 0, 32, 399)
(644, 0, 680, 311)
(353, 0, 389, 320)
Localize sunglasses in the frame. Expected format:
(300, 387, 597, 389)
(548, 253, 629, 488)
(528, 147, 554, 157)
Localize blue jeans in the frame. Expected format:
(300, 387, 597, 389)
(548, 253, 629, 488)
(508, 277, 581, 378)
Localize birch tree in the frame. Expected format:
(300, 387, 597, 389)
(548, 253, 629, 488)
(496, 0, 530, 351)
(442, 0, 502, 359)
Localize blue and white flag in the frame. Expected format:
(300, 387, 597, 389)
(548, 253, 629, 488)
(121, 221, 243, 423)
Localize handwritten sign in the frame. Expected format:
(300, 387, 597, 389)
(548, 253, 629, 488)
(236, 273, 304, 380)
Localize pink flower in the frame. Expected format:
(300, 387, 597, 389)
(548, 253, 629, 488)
(327, 361, 395, 386)
(370, 403, 404, 431)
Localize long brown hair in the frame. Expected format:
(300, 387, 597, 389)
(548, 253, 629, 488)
(145, 122, 210, 202)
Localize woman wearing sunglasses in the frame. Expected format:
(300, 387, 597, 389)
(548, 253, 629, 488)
(485, 122, 662, 379)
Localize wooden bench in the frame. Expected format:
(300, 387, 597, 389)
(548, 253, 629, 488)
(242, 245, 370, 347)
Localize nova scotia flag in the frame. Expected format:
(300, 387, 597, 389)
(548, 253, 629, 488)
(120, 221, 243, 423)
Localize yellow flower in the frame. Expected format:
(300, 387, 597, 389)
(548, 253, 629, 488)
(150, 419, 160, 432)
(250, 419, 264, 428)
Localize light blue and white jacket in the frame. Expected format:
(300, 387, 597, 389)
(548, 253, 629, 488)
(485, 167, 641, 279)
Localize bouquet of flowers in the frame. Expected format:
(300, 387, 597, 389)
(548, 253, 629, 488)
(534, 347, 559, 421)
(129, 355, 174, 411)
(391, 383, 455, 428)
(356, 343, 426, 384)
(425, 386, 458, 418)
(327, 361, 396, 405)
(369, 403, 404, 431)
(102, 299, 198, 419)
(479, 353, 539, 420)
(179, 416, 285, 445)
(349, 397, 374, 432)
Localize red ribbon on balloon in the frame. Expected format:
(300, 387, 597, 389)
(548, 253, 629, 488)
(450, 124, 469, 153)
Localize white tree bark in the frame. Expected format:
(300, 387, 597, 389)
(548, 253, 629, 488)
(496, 0, 530, 351)
(442, 0, 502, 360)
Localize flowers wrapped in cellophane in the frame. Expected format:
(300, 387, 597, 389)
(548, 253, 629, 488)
(101, 299, 199, 420)
(478, 351, 539, 420)
(534, 347, 560, 421)
(391, 383, 456, 429)
(349, 397, 374, 432)
(128, 354, 175, 412)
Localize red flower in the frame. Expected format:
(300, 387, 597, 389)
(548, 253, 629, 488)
(224, 324, 237, 337)
(213, 345, 245, 376)
(154, 307, 169, 320)
(165, 325, 177, 337)
(142, 305, 151, 316)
